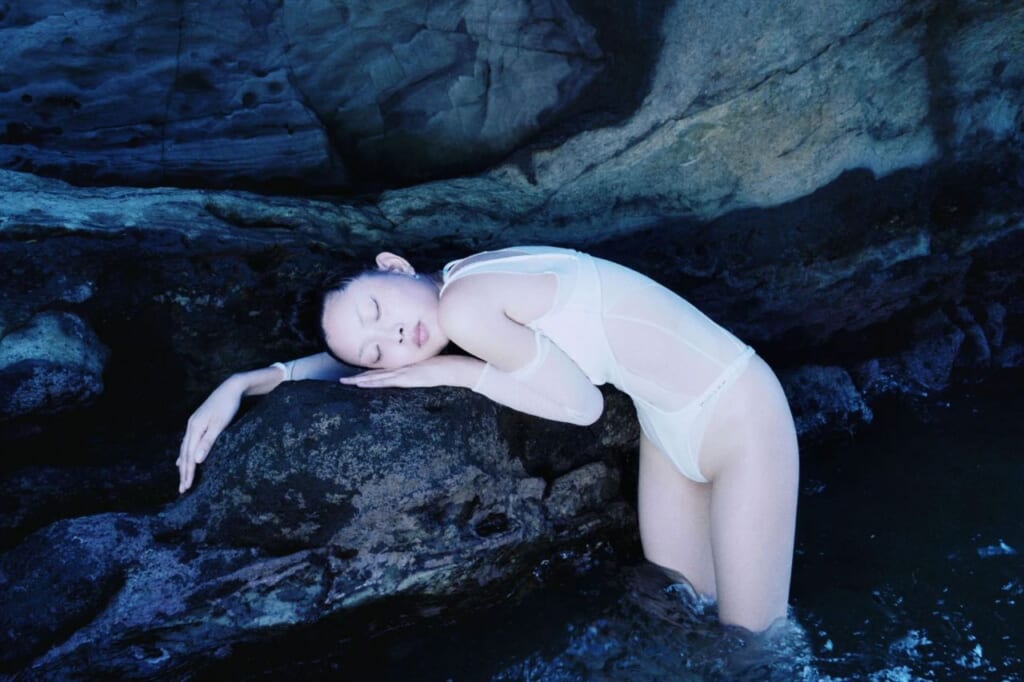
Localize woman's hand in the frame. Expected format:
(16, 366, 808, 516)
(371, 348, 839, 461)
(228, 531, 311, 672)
(339, 355, 481, 390)
(177, 376, 244, 494)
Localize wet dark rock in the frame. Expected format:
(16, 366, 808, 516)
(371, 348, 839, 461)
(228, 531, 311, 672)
(542, 462, 621, 524)
(498, 387, 640, 480)
(854, 310, 968, 399)
(0, 382, 637, 678)
(780, 365, 874, 445)
(0, 458, 169, 551)
(0, 513, 152, 671)
(0, 311, 109, 420)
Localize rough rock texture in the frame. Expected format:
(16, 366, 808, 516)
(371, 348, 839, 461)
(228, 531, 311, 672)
(0, 383, 638, 679)
(0, 0, 602, 188)
(1, 0, 1023, 677)
(780, 365, 874, 445)
(0, 311, 108, 420)
(6, 1, 1020, 208)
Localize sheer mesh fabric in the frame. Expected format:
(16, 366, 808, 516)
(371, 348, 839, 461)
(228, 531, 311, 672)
(597, 261, 746, 412)
(442, 246, 752, 480)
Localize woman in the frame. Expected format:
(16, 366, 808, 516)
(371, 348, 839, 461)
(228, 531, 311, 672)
(177, 245, 799, 633)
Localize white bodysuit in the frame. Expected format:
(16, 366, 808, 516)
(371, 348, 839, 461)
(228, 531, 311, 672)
(441, 246, 754, 483)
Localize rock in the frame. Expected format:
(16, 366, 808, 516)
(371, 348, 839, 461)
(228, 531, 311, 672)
(980, 302, 1024, 370)
(498, 387, 639, 480)
(279, 0, 602, 184)
(899, 312, 967, 391)
(0, 2, 341, 189)
(854, 309, 967, 398)
(0, 382, 638, 678)
(543, 462, 621, 523)
(381, 0, 1024, 231)
(951, 305, 992, 371)
(0, 513, 152, 670)
(4, 1, 1020, 205)
(0, 167, 385, 405)
(0, 458, 170, 551)
(0, 0, 601, 188)
(160, 383, 637, 559)
(0, 311, 109, 420)
(983, 302, 1007, 352)
(780, 365, 873, 444)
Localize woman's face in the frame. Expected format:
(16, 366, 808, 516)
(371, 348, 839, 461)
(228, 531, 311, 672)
(321, 271, 449, 369)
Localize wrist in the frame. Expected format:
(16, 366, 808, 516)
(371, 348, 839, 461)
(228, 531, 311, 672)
(225, 372, 251, 392)
(227, 369, 266, 396)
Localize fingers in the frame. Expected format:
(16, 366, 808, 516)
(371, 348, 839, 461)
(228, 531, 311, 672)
(177, 420, 211, 494)
(339, 369, 384, 384)
(177, 424, 196, 494)
(177, 456, 192, 495)
(177, 438, 188, 494)
(183, 451, 197, 492)
(339, 369, 401, 388)
(337, 368, 401, 385)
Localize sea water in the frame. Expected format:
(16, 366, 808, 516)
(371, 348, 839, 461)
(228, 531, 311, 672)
(221, 382, 1022, 681)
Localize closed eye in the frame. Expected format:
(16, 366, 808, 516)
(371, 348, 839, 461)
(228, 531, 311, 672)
(373, 298, 381, 320)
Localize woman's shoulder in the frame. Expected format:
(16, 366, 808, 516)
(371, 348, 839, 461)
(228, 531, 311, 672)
(439, 268, 559, 329)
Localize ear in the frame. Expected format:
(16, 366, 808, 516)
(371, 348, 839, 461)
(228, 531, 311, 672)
(375, 252, 416, 275)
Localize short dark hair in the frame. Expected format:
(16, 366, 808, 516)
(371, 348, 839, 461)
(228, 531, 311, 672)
(288, 267, 385, 360)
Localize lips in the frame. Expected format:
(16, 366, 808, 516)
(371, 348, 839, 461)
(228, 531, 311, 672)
(414, 321, 428, 347)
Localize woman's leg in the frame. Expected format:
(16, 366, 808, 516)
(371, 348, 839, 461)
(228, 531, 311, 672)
(637, 431, 717, 598)
(708, 387, 799, 632)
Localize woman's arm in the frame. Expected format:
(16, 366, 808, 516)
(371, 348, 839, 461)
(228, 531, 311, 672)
(265, 352, 354, 387)
(176, 352, 351, 493)
(340, 336, 602, 426)
(464, 332, 604, 426)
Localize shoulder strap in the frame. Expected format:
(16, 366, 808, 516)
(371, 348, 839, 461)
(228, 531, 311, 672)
(440, 246, 575, 296)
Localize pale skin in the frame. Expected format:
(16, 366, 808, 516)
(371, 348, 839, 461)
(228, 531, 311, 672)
(178, 251, 799, 633)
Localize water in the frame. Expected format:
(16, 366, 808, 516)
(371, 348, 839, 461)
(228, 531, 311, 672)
(790, 386, 1023, 681)
(223, 384, 1022, 681)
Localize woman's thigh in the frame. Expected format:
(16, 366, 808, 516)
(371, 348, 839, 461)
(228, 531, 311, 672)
(637, 431, 717, 598)
(708, 381, 799, 632)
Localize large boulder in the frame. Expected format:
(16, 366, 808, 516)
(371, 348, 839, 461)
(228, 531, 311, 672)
(4, 1, 1020, 203)
(377, 0, 1024, 230)
(0, 382, 639, 678)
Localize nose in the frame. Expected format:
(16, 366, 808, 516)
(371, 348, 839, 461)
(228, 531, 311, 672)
(377, 324, 404, 346)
